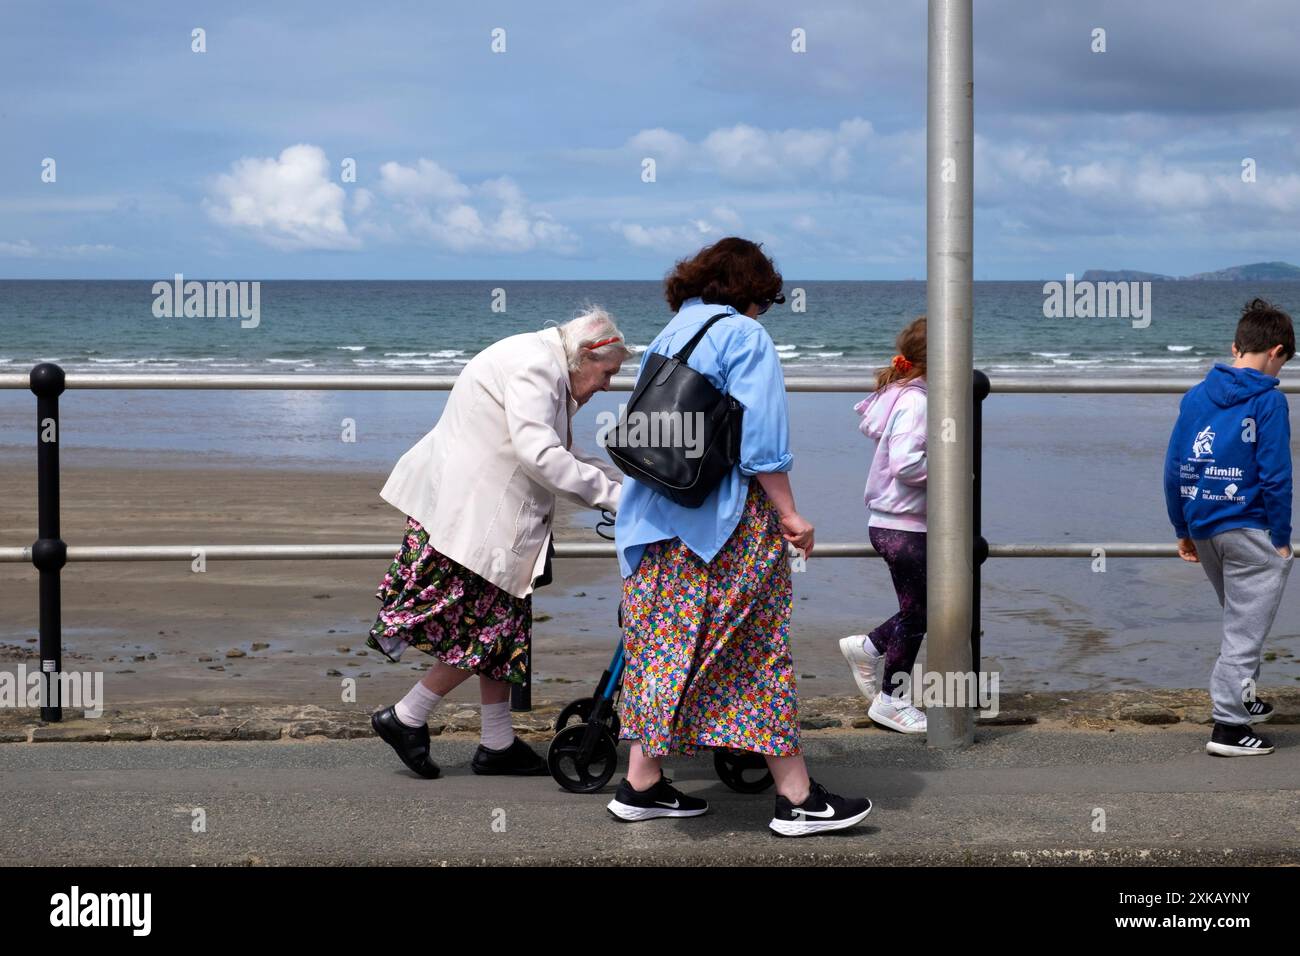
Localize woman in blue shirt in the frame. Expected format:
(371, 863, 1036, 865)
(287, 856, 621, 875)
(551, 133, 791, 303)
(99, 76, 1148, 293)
(607, 237, 873, 837)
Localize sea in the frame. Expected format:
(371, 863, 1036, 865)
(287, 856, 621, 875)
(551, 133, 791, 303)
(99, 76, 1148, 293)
(3, 279, 1299, 378)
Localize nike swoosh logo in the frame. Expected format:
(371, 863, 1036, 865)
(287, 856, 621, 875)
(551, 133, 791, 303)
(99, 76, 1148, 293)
(655, 800, 680, 809)
(792, 806, 836, 819)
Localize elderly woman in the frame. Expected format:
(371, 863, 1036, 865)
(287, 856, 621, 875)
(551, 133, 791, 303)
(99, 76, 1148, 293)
(369, 308, 629, 779)
(610, 238, 872, 837)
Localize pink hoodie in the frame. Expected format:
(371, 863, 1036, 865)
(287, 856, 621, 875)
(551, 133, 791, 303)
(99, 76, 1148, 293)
(853, 379, 927, 532)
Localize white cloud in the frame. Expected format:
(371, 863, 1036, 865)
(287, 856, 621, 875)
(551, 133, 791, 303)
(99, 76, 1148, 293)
(974, 137, 1056, 198)
(615, 218, 722, 253)
(1057, 158, 1280, 212)
(377, 162, 577, 253)
(589, 118, 876, 184)
(702, 118, 872, 183)
(203, 146, 576, 255)
(613, 202, 748, 254)
(377, 158, 469, 203)
(204, 144, 358, 251)
(627, 128, 692, 166)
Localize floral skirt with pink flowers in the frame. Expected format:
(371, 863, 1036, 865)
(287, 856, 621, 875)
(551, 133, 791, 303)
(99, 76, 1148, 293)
(365, 517, 531, 684)
(618, 482, 800, 758)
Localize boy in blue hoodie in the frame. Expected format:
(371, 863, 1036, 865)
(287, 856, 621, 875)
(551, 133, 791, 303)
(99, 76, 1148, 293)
(1164, 298, 1295, 757)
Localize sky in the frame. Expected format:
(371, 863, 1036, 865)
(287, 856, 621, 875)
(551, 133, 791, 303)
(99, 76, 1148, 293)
(1, 0, 1299, 280)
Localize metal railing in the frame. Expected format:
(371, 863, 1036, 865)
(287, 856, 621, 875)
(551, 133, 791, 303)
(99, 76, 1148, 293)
(2, 364, 1284, 720)
(10, 372, 1297, 392)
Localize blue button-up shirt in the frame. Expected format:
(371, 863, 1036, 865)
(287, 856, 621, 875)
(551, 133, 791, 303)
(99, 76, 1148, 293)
(614, 298, 794, 577)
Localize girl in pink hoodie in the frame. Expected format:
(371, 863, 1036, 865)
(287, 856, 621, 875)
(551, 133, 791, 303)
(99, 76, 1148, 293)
(839, 317, 929, 734)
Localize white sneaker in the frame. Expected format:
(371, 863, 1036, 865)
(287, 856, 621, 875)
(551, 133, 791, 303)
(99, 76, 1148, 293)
(868, 692, 927, 735)
(839, 635, 882, 700)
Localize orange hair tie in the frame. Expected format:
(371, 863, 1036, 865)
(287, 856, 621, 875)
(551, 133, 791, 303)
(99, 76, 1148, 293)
(585, 336, 621, 351)
(892, 354, 914, 374)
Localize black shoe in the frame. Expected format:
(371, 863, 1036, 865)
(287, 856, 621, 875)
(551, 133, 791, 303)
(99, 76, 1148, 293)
(606, 775, 709, 821)
(770, 779, 872, 837)
(1245, 699, 1274, 724)
(471, 737, 549, 776)
(371, 706, 441, 779)
(1206, 722, 1273, 757)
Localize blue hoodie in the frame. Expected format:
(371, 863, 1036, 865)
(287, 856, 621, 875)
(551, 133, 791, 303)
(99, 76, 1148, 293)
(1163, 363, 1292, 548)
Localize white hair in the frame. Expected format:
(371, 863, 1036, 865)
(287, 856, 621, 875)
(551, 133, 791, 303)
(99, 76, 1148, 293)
(557, 305, 632, 372)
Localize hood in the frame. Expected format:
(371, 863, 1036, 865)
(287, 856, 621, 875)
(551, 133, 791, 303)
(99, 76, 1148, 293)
(854, 378, 926, 440)
(1203, 363, 1278, 408)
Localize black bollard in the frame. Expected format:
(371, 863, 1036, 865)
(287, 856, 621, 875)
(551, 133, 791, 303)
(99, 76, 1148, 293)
(971, 369, 991, 673)
(29, 363, 67, 723)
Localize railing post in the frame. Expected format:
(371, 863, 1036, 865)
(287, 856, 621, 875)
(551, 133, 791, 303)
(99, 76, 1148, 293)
(972, 370, 990, 672)
(29, 363, 67, 723)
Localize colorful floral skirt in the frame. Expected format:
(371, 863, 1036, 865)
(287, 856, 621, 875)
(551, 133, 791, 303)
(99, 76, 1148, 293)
(365, 517, 531, 684)
(618, 482, 800, 757)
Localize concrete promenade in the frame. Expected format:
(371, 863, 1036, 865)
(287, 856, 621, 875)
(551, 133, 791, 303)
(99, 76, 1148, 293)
(1, 697, 1296, 866)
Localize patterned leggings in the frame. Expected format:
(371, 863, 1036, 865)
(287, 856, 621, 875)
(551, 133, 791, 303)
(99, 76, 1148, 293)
(868, 526, 928, 697)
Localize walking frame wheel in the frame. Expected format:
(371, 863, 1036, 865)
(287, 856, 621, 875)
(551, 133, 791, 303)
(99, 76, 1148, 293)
(548, 723, 619, 794)
(555, 696, 620, 740)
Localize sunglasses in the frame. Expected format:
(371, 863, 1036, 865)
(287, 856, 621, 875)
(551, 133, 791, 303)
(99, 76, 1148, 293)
(757, 292, 786, 316)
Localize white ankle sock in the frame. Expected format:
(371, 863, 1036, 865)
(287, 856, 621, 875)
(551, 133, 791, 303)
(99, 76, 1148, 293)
(480, 701, 515, 751)
(861, 636, 884, 657)
(394, 682, 442, 728)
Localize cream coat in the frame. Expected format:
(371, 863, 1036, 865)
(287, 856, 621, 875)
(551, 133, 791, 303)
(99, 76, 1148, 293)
(380, 327, 622, 598)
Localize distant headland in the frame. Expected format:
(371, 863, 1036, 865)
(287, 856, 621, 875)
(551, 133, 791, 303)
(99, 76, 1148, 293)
(1081, 261, 1300, 282)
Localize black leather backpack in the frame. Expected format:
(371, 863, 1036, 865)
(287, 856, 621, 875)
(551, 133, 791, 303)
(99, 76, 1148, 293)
(604, 312, 742, 507)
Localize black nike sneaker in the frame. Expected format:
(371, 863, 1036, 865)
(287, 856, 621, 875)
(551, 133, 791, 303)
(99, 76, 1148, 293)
(1245, 699, 1274, 724)
(1206, 722, 1273, 757)
(770, 779, 872, 837)
(606, 775, 709, 821)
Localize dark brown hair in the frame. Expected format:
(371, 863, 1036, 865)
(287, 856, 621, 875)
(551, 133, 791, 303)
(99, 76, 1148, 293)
(664, 237, 783, 314)
(875, 316, 927, 391)
(1235, 297, 1295, 359)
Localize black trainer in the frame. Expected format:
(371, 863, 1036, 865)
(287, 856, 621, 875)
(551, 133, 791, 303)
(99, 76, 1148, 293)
(1206, 722, 1273, 757)
(1245, 699, 1274, 724)
(471, 737, 549, 776)
(371, 706, 441, 779)
(606, 775, 709, 821)
(770, 779, 872, 837)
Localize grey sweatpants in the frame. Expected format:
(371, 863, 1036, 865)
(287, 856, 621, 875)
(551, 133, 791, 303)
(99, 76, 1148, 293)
(1194, 527, 1293, 726)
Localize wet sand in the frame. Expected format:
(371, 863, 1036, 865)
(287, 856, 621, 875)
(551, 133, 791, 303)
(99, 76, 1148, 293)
(0, 460, 631, 710)
(5, 386, 1300, 714)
